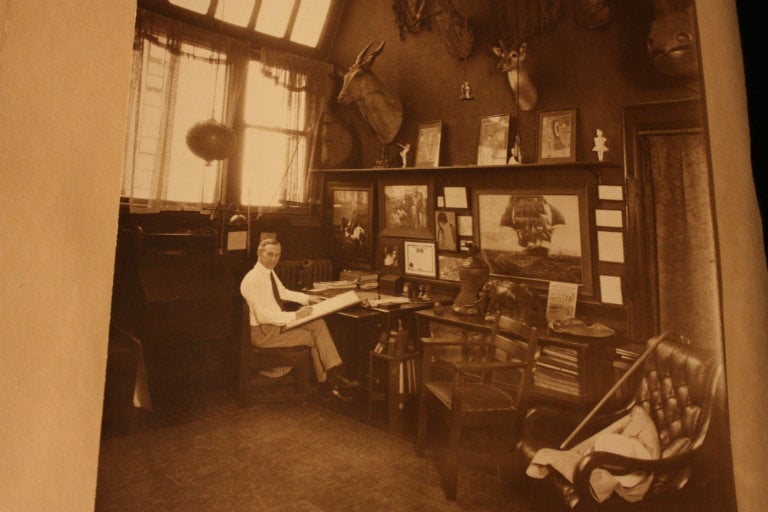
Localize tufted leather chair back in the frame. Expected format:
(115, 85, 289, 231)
(634, 334, 721, 452)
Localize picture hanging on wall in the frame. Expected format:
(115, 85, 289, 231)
(438, 254, 463, 281)
(378, 176, 435, 239)
(404, 240, 437, 277)
(377, 237, 404, 273)
(477, 113, 511, 166)
(328, 182, 374, 269)
(474, 187, 593, 295)
(414, 121, 443, 167)
(435, 210, 458, 251)
(537, 109, 577, 163)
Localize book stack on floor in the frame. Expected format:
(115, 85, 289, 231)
(339, 269, 379, 290)
(533, 345, 583, 398)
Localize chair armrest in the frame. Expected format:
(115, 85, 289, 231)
(420, 336, 489, 347)
(573, 449, 697, 503)
(451, 359, 525, 372)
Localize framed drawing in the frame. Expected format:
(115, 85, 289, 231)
(474, 187, 594, 295)
(435, 210, 458, 251)
(414, 121, 443, 167)
(328, 182, 374, 268)
(457, 215, 473, 236)
(378, 176, 435, 239)
(377, 237, 404, 273)
(537, 109, 577, 163)
(404, 240, 437, 277)
(438, 254, 463, 281)
(477, 113, 510, 166)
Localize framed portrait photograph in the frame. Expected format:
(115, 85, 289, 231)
(404, 240, 437, 277)
(474, 187, 594, 295)
(477, 113, 511, 166)
(537, 109, 577, 163)
(378, 177, 435, 239)
(377, 237, 404, 274)
(414, 121, 443, 167)
(328, 182, 374, 268)
(435, 210, 458, 251)
(457, 215, 473, 236)
(438, 254, 464, 281)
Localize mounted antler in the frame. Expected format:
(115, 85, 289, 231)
(492, 38, 537, 111)
(337, 40, 404, 145)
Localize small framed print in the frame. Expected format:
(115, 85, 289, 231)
(443, 186, 468, 209)
(438, 254, 464, 281)
(477, 114, 511, 166)
(457, 215, 473, 236)
(595, 209, 624, 228)
(415, 121, 443, 167)
(436, 210, 458, 251)
(404, 240, 437, 277)
(537, 109, 577, 163)
(377, 237, 404, 273)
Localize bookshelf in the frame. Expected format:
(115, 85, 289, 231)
(367, 348, 419, 430)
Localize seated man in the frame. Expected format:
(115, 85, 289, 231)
(240, 238, 357, 400)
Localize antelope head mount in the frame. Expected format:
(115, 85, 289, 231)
(337, 40, 404, 145)
(492, 39, 537, 111)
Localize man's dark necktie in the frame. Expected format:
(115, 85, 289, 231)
(270, 272, 285, 311)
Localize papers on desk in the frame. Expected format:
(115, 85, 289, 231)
(366, 296, 410, 308)
(282, 290, 361, 331)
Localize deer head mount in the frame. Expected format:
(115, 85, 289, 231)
(647, 0, 699, 77)
(493, 39, 538, 111)
(337, 40, 404, 145)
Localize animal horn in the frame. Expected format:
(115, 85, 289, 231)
(353, 41, 374, 67)
(361, 40, 386, 66)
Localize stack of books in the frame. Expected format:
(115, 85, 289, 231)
(533, 345, 584, 397)
(311, 280, 357, 291)
(339, 269, 379, 289)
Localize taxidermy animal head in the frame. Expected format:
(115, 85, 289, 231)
(646, 0, 699, 77)
(492, 39, 538, 111)
(337, 40, 404, 145)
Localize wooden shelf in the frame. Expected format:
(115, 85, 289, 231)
(313, 161, 617, 174)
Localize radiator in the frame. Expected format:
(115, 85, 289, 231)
(275, 259, 333, 290)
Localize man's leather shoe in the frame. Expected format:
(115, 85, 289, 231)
(335, 374, 360, 389)
(331, 387, 354, 401)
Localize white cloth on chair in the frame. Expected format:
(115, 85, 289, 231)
(526, 405, 660, 506)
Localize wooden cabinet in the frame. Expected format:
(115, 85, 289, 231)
(415, 308, 621, 408)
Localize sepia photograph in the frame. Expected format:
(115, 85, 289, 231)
(3, 2, 768, 512)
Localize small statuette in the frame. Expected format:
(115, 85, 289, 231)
(592, 128, 609, 162)
(459, 81, 475, 101)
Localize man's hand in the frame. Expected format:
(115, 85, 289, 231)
(296, 306, 314, 319)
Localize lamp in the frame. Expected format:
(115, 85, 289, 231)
(186, 44, 236, 165)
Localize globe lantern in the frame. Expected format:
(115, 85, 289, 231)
(186, 118, 236, 165)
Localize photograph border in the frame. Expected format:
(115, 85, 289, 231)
(537, 109, 578, 163)
(414, 120, 443, 167)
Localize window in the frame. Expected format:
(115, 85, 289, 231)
(122, 35, 227, 209)
(240, 61, 309, 207)
(167, 0, 333, 49)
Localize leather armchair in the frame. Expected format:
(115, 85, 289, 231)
(516, 332, 722, 509)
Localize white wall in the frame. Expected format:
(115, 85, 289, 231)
(0, 0, 765, 510)
(0, 1, 135, 510)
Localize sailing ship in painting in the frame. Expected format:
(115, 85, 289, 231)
(479, 193, 583, 285)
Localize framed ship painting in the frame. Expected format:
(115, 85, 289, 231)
(474, 187, 594, 295)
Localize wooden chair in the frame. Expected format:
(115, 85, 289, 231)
(238, 302, 312, 403)
(516, 332, 722, 509)
(415, 311, 539, 500)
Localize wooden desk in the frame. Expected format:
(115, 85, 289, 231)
(415, 308, 622, 408)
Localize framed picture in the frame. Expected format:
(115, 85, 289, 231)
(537, 109, 577, 163)
(477, 113, 511, 166)
(438, 254, 464, 281)
(414, 121, 443, 167)
(404, 240, 437, 277)
(457, 215, 473, 236)
(377, 237, 404, 273)
(328, 182, 374, 268)
(474, 187, 594, 295)
(378, 176, 435, 239)
(443, 186, 468, 209)
(435, 210, 458, 251)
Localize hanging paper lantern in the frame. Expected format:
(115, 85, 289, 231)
(186, 118, 236, 165)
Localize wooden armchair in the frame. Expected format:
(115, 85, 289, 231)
(415, 311, 539, 500)
(516, 332, 723, 509)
